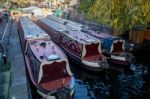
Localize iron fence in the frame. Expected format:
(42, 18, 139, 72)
(63, 10, 113, 35)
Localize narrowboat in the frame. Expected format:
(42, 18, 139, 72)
(36, 18, 109, 71)
(18, 16, 75, 99)
(102, 38, 130, 66)
(47, 16, 133, 66)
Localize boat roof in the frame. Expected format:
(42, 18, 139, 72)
(88, 30, 112, 39)
(40, 18, 99, 44)
(19, 16, 49, 40)
(48, 16, 112, 40)
(29, 39, 66, 63)
(48, 15, 83, 30)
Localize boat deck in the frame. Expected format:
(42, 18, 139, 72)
(29, 39, 65, 63)
(48, 15, 83, 30)
(40, 18, 99, 44)
(20, 17, 49, 39)
(88, 30, 111, 39)
(48, 16, 112, 40)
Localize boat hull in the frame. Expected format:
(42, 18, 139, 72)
(60, 46, 108, 71)
(107, 58, 130, 66)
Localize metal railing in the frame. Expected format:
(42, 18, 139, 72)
(0, 17, 12, 54)
(63, 11, 113, 35)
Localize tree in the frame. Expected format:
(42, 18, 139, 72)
(12, 0, 31, 7)
(79, 0, 150, 34)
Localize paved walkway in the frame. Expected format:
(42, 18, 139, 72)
(8, 21, 29, 99)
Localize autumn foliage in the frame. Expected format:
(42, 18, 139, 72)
(79, 0, 150, 32)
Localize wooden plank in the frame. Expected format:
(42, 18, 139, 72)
(129, 31, 133, 40)
(137, 32, 140, 43)
(140, 31, 145, 43)
(144, 30, 150, 40)
(132, 31, 137, 43)
(129, 29, 150, 43)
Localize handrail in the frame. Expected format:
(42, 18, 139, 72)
(1, 17, 11, 41)
(0, 17, 12, 54)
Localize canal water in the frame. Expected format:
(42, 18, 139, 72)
(70, 60, 150, 99)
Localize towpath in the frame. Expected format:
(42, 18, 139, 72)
(8, 20, 29, 99)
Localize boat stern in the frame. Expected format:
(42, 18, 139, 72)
(37, 59, 75, 98)
(81, 43, 109, 71)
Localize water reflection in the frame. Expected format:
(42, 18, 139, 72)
(70, 62, 150, 99)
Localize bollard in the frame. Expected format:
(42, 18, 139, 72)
(2, 54, 7, 64)
(129, 44, 134, 51)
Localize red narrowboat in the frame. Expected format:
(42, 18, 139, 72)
(18, 16, 75, 99)
(105, 39, 130, 66)
(47, 16, 133, 66)
(36, 17, 109, 71)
